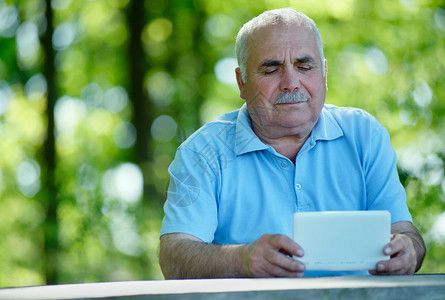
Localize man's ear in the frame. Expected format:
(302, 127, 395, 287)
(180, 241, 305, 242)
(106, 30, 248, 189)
(235, 67, 246, 100)
(323, 59, 328, 90)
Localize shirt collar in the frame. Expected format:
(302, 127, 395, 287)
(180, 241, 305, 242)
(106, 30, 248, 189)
(234, 104, 343, 156)
(234, 104, 270, 155)
(310, 105, 344, 142)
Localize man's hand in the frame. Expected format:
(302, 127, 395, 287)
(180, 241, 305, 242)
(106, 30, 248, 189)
(369, 221, 425, 275)
(159, 233, 305, 279)
(369, 233, 416, 275)
(241, 234, 306, 277)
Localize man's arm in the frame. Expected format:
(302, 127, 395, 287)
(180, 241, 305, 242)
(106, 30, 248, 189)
(370, 221, 426, 275)
(159, 233, 305, 279)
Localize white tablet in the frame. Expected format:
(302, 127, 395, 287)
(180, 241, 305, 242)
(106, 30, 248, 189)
(293, 211, 391, 271)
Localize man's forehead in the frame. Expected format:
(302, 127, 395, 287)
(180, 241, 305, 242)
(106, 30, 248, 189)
(250, 25, 316, 50)
(247, 25, 319, 66)
(249, 23, 314, 42)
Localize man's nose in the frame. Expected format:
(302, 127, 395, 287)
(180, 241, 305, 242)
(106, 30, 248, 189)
(280, 68, 301, 92)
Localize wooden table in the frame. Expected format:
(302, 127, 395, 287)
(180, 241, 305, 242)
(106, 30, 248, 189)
(0, 274, 444, 299)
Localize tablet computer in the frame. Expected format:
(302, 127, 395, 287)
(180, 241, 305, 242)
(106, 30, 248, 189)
(293, 211, 391, 271)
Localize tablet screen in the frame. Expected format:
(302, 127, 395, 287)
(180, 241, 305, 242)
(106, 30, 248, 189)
(293, 211, 391, 271)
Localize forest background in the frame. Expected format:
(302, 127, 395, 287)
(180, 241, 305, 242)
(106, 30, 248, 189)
(0, 0, 444, 287)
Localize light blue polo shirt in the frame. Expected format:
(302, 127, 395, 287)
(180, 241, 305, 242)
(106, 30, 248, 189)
(161, 103, 412, 276)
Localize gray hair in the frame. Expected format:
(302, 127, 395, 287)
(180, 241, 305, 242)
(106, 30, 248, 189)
(235, 8, 325, 82)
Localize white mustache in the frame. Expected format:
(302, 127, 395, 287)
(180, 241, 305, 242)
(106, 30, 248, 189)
(275, 90, 307, 104)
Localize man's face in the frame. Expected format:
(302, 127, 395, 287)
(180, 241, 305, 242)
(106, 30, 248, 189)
(236, 24, 327, 140)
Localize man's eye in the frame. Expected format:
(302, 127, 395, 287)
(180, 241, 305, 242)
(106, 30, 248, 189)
(264, 69, 278, 75)
(298, 65, 313, 71)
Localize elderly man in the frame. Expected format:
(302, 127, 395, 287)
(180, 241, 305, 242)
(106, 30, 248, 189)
(159, 8, 425, 278)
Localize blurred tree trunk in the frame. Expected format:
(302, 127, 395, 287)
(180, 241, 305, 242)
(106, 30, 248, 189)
(41, 0, 58, 284)
(184, 2, 208, 131)
(127, 0, 155, 200)
(167, 0, 209, 134)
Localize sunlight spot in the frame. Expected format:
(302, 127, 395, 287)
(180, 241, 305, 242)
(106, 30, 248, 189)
(25, 74, 47, 101)
(412, 80, 432, 107)
(147, 18, 172, 42)
(435, 8, 445, 32)
(200, 99, 234, 124)
(55, 96, 86, 133)
(52, 0, 72, 10)
(399, 0, 419, 11)
(326, 0, 354, 20)
(114, 121, 136, 149)
(397, 132, 445, 184)
(109, 212, 143, 256)
(104, 86, 128, 113)
(398, 109, 416, 126)
(102, 163, 143, 203)
(431, 212, 445, 243)
(88, 109, 114, 136)
(0, 3, 19, 38)
(81, 83, 103, 108)
(215, 57, 238, 86)
(16, 159, 41, 198)
(365, 47, 388, 75)
(151, 115, 177, 143)
(16, 21, 40, 67)
(146, 71, 175, 106)
(206, 14, 234, 38)
(0, 81, 14, 116)
(423, 154, 444, 186)
(397, 144, 423, 178)
(53, 22, 76, 50)
(336, 46, 363, 77)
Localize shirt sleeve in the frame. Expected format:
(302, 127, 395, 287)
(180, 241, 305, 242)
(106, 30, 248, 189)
(160, 145, 219, 243)
(363, 120, 412, 223)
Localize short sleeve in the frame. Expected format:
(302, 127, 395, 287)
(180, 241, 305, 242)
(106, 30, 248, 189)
(160, 145, 219, 243)
(363, 122, 412, 223)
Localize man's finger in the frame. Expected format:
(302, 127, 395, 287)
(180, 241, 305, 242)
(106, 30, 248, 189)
(268, 234, 304, 257)
(375, 256, 404, 274)
(264, 247, 305, 273)
(384, 235, 406, 256)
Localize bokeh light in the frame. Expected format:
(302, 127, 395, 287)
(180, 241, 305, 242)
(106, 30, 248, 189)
(151, 115, 177, 143)
(15, 159, 41, 198)
(102, 163, 143, 204)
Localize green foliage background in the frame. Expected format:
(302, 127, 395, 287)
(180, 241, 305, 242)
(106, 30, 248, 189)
(0, 0, 444, 287)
